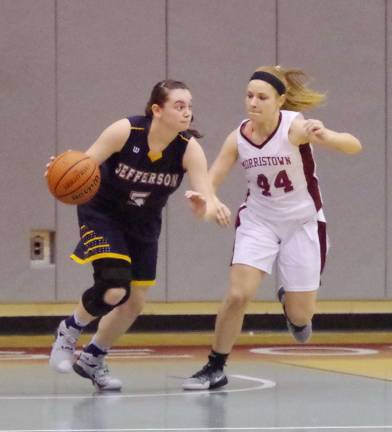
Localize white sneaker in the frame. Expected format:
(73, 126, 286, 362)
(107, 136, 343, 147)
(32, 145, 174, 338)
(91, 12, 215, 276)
(73, 351, 122, 391)
(49, 320, 81, 373)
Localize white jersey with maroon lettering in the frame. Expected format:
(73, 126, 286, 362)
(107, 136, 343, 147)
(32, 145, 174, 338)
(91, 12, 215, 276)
(237, 110, 322, 223)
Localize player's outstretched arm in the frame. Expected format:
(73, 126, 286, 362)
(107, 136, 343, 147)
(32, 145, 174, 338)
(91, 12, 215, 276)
(290, 118, 362, 155)
(204, 130, 238, 227)
(182, 138, 216, 221)
(209, 130, 239, 192)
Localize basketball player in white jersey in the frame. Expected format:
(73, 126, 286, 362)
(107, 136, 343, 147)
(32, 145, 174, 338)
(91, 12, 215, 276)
(183, 65, 362, 390)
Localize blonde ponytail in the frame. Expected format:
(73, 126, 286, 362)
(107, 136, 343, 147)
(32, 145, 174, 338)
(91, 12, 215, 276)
(254, 66, 326, 111)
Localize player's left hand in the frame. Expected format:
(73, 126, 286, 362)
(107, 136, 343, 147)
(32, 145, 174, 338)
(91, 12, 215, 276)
(304, 119, 326, 140)
(185, 190, 207, 218)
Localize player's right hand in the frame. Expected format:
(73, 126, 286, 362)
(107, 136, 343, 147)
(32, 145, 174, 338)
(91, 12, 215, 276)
(44, 150, 72, 177)
(214, 196, 231, 227)
(44, 156, 56, 177)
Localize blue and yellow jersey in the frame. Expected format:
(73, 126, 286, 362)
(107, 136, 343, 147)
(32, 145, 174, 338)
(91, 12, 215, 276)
(78, 115, 190, 241)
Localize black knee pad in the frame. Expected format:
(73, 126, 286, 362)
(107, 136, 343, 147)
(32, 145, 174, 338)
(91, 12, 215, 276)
(82, 259, 132, 317)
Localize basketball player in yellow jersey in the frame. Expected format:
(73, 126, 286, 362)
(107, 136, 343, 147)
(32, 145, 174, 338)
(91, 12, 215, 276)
(184, 65, 362, 390)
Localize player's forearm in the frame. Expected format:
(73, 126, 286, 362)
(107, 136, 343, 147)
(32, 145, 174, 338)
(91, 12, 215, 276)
(316, 130, 362, 154)
(202, 198, 218, 222)
(208, 169, 226, 194)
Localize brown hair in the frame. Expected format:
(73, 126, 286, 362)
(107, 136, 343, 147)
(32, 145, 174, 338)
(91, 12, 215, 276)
(253, 66, 326, 111)
(145, 80, 202, 138)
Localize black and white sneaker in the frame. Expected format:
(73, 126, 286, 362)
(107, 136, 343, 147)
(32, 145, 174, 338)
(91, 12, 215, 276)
(183, 363, 228, 390)
(73, 351, 122, 391)
(278, 286, 312, 343)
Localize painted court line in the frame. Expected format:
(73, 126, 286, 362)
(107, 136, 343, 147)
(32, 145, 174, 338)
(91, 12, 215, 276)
(0, 374, 275, 401)
(2, 425, 392, 431)
(250, 347, 379, 356)
(0, 349, 192, 361)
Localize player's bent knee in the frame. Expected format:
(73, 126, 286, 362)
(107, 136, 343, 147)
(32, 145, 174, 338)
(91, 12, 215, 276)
(103, 287, 127, 306)
(81, 260, 132, 317)
(116, 290, 146, 316)
(285, 294, 316, 323)
(286, 307, 313, 326)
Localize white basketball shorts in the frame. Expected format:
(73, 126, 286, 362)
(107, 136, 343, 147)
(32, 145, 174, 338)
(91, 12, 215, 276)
(231, 206, 328, 292)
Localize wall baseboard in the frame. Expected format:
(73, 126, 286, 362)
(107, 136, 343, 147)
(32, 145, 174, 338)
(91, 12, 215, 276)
(1, 313, 392, 335)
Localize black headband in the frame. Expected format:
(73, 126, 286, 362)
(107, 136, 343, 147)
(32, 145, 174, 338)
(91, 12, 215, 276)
(249, 71, 286, 95)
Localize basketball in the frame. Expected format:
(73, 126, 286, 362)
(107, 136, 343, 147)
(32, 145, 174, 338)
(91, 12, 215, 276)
(46, 150, 101, 205)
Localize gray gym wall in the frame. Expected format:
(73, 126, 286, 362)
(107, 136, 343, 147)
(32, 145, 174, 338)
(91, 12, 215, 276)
(0, 0, 389, 302)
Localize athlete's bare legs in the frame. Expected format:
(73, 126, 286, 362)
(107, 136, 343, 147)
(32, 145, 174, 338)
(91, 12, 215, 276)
(213, 264, 266, 354)
(182, 264, 265, 390)
(94, 285, 150, 348)
(284, 290, 317, 327)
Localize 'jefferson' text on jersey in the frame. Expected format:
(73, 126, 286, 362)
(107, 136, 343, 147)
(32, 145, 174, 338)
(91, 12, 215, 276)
(81, 116, 189, 241)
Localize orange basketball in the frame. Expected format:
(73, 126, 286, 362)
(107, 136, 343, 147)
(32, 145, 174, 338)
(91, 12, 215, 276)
(47, 150, 101, 205)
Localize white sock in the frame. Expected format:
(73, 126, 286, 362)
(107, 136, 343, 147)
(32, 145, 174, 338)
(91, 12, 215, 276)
(73, 312, 89, 328)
